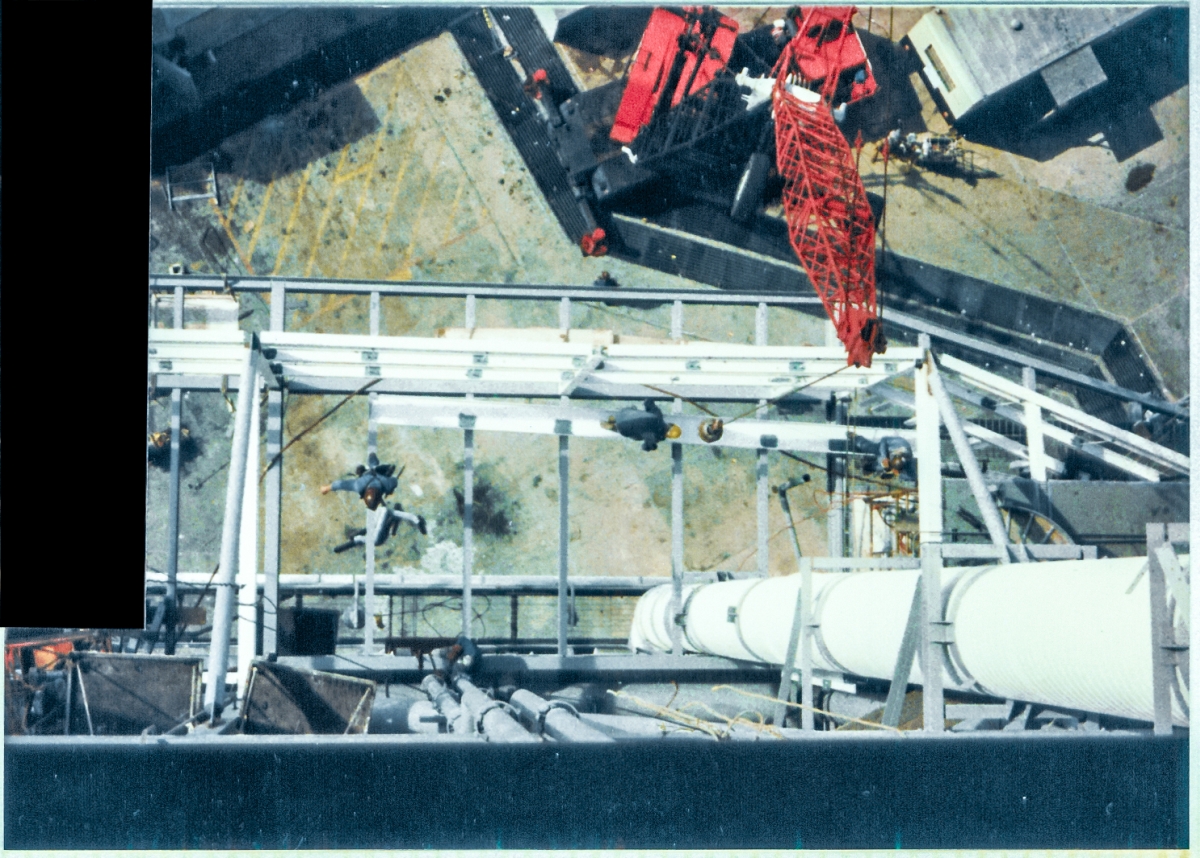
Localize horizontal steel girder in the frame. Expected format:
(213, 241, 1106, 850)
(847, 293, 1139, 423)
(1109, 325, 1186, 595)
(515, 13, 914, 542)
(370, 394, 915, 452)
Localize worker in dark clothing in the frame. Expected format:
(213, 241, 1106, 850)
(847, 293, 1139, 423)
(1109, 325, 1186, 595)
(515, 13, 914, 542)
(333, 501, 427, 553)
(321, 452, 398, 510)
(855, 435, 916, 482)
(592, 270, 620, 289)
(602, 399, 682, 451)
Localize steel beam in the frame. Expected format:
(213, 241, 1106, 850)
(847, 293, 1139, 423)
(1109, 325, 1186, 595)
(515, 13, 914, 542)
(927, 351, 1026, 562)
(236, 379, 261, 698)
(462, 418, 475, 638)
(149, 274, 826, 310)
(372, 395, 913, 452)
(882, 578, 922, 728)
(557, 432, 570, 655)
(919, 543, 945, 732)
(1022, 368, 1049, 482)
(204, 352, 257, 720)
(915, 336, 944, 548)
(163, 389, 183, 654)
(943, 355, 1189, 476)
(263, 390, 282, 656)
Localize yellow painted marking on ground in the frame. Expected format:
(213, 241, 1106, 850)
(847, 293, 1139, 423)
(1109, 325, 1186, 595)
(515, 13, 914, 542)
(335, 63, 408, 278)
(213, 208, 256, 274)
(298, 293, 358, 331)
(303, 101, 367, 277)
(242, 136, 286, 262)
(272, 163, 316, 276)
(436, 176, 467, 250)
(226, 125, 261, 214)
(372, 131, 439, 273)
(392, 146, 448, 277)
(402, 59, 520, 267)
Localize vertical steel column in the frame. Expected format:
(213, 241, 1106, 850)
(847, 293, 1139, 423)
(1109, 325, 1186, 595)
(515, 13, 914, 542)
(461, 417, 475, 638)
(1022, 367, 1048, 482)
(363, 506, 379, 653)
(669, 300, 684, 654)
(262, 282, 286, 657)
(671, 413, 684, 655)
(236, 379, 261, 697)
(370, 291, 381, 337)
(557, 432, 570, 654)
(915, 335, 943, 547)
(204, 352, 257, 720)
(163, 287, 185, 654)
(919, 542, 945, 732)
(914, 335, 944, 733)
(798, 555, 814, 730)
(1146, 523, 1177, 735)
(827, 400, 846, 558)
(465, 293, 476, 335)
(755, 302, 769, 575)
(559, 296, 571, 338)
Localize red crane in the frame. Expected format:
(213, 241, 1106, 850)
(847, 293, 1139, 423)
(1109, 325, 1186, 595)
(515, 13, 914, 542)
(773, 7, 884, 367)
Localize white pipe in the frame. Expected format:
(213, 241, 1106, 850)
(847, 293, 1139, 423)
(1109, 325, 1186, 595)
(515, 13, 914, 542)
(204, 353, 257, 718)
(236, 378, 261, 701)
(629, 556, 1188, 726)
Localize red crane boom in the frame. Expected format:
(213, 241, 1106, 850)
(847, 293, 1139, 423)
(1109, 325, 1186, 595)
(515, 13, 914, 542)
(773, 7, 883, 367)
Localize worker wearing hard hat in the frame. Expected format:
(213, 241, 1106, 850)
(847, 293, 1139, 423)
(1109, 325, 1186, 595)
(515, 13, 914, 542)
(320, 452, 399, 509)
(602, 399, 682, 451)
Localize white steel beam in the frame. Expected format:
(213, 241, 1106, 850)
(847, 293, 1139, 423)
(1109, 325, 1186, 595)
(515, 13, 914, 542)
(1023, 367, 1049, 482)
(370, 396, 914, 453)
(942, 355, 1189, 476)
(872, 385, 1066, 476)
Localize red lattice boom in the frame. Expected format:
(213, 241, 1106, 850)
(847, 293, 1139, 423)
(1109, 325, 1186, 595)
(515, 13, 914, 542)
(772, 7, 881, 367)
(774, 87, 878, 367)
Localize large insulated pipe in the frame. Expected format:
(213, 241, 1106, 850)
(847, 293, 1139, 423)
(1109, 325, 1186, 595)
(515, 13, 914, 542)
(508, 689, 614, 742)
(453, 677, 541, 743)
(629, 556, 1188, 726)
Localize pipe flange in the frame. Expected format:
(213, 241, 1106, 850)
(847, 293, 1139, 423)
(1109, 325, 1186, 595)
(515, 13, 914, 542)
(941, 565, 991, 690)
(677, 587, 703, 651)
(808, 573, 851, 676)
(731, 579, 774, 663)
(539, 700, 580, 733)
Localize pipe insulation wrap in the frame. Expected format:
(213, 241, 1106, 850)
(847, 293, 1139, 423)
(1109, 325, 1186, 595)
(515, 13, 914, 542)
(629, 556, 1188, 726)
(947, 556, 1188, 725)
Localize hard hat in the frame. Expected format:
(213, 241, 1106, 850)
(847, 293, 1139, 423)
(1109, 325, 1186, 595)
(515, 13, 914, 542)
(666, 424, 682, 439)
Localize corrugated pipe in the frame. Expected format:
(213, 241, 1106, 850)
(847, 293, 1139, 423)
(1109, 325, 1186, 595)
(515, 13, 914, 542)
(629, 556, 1188, 726)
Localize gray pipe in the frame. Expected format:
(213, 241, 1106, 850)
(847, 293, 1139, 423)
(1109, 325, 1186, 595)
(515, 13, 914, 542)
(509, 689, 614, 742)
(421, 674, 473, 736)
(925, 351, 1027, 562)
(453, 677, 541, 743)
(204, 350, 258, 719)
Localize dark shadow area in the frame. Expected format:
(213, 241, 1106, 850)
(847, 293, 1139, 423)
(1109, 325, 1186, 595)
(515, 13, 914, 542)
(841, 30, 929, 143)
(554, 5, 653, 57)
(151, 7, 467, 174)
(146, 426, 202, 471)
(955, 7, 1187, 163)
(6, 735, 1187, 848)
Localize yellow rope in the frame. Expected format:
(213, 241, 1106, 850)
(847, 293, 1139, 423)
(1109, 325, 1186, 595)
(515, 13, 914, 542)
(710, 684, 906, 734)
